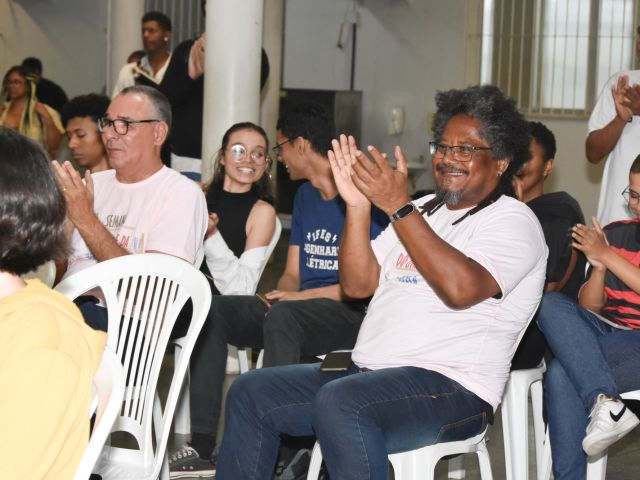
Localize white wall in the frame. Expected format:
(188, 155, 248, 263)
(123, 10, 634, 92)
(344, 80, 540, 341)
(534, 117, 604, 221)
(284, 0, 469, 191)
(0, 0, 107, 98)
(283, 0, 602, 217)
(0, 0, 603, 218)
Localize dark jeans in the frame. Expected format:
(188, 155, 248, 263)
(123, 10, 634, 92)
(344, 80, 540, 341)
(537, 292, 640, 479)
(75, 296, 109, 332)
(216, 363, 493, 480)
(189, 295, 366, 450)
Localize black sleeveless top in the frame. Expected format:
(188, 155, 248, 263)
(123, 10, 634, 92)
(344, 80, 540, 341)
(202, 188, 260, 294)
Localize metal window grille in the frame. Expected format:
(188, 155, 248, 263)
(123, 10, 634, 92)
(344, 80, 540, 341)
(480, 0, 639, 117)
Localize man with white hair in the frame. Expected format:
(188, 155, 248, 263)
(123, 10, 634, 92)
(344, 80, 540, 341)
(53, 86, 207, 331)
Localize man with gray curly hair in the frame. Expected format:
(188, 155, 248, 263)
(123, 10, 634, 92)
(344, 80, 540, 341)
(215, 85, 548, 480)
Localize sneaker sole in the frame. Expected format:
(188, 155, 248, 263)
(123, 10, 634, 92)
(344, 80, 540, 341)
(169, 471, 216, 479)
(582, 416, 640, 456)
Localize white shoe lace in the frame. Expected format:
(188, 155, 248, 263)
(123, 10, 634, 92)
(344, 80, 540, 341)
(169, 445, 196, 463)
(587, 394, 618, 433)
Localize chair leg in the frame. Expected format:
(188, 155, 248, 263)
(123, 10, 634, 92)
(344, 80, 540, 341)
(448, 455, 466, 479)
(228, 345, 243, 374)
(539, 427, 553, 480)
(160, 451, 170, 480)
(389, 450, 429, 480)
(531, 379, 545, 480)
(586, 451, 608, 480)
(173, 344, 191, 434)
(238, 347, 250, 374)
(502, 375, 531, 480)
(256, 349, 264, 369)
(476, 440, 494, 480)
(306, 442, 323, 480)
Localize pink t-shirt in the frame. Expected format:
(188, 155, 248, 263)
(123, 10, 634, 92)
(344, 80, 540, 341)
(351, 195, 547, 410)
(65, 166, 207, 278)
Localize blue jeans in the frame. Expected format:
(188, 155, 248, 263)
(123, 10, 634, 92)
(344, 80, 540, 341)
(216, 363, 492, 480)
(189, 296, 365, 452)
(537, 292, 640, 480)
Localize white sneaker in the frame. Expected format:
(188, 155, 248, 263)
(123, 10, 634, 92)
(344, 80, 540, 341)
(582, 394, 640, 456)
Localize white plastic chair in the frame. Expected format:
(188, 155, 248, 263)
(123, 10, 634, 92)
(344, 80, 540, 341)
(173, 216, 282, 434)
(501, 360, 547, 480)
(74, 346, 125, 480)
(305, 307, 539, 480)
(22, 259, 56, 287)
(55, 253, 212, 480)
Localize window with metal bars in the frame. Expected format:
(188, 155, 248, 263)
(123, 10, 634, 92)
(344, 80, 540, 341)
(480, 0, 638, 117)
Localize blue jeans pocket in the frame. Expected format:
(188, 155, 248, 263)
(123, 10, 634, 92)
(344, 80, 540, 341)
(435, 411, 488, 443)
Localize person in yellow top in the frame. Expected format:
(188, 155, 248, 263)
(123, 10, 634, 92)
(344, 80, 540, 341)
(0, 65, 64, 158)
(0, 126, 106, 479)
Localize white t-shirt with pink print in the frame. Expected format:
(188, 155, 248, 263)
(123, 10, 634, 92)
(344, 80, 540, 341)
(351, 194, 547, 410)
(65, 166, 207, 278)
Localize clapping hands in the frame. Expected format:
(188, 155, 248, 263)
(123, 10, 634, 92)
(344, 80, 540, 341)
(328, 134, 410, 216)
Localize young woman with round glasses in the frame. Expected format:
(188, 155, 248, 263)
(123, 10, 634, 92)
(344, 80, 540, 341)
(170, 123, 277, 473)
(200, 121, 276, 296)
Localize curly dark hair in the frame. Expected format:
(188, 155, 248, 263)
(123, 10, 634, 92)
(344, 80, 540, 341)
(0, 127, 68, 275)
(529, 121, 556, 162)
(423, 85, 530, 224)
(61, 93, 111, 128)
(142, 11, 172, 31)
(276, 102, 333, 155)
(206, 122, 274, 207)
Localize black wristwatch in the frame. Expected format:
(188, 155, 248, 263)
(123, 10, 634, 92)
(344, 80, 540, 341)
(390, 202, 416, 222)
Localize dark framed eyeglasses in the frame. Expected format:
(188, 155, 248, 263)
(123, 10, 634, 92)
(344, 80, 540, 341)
(271, 137, 294, 157)
(98, 117, 160, 135)
(228, 144, 268, 165)
(622, 186, 640, 204)
(428, 141, 492, 162)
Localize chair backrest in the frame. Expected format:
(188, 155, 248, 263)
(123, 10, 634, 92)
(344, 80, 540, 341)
(256, 216, 282, 284)
(22, 259, 56, 287)
(74, 346, 125, 480)
(55, 254, 211, 479)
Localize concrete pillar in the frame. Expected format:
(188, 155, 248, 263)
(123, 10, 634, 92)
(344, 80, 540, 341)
(260, 0, 285, 181)
(201, 0, 265, 183)
(106, 0, 144, 96)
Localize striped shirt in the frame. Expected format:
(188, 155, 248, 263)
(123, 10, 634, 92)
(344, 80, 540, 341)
(594, 218, 640, 328)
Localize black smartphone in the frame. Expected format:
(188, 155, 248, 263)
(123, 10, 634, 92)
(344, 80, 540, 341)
(319, 351, 352, 372)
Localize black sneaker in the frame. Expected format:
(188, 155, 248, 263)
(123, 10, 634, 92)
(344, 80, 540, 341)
(169, 445, 216, 479)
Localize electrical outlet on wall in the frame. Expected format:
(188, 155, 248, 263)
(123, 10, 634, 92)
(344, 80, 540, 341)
(388, 106, 404, 135)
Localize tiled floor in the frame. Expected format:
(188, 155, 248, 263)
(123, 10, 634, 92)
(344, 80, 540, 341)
(164, 226, 640, 479)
